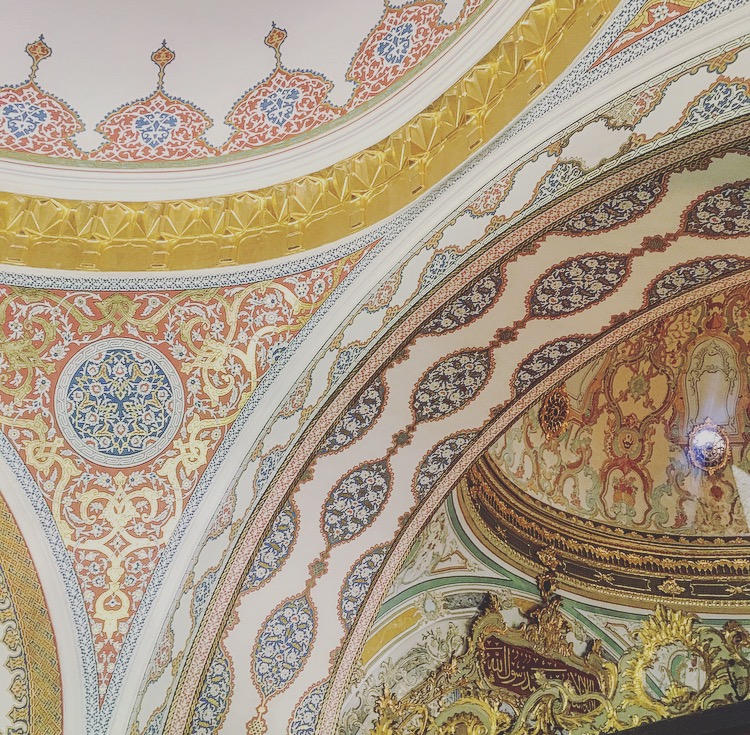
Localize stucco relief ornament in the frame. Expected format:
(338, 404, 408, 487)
(538, 385, 570, 439)
(687, 419, 730, 475)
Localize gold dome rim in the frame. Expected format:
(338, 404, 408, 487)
(0, 0, 616, 272)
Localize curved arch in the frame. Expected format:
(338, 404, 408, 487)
(163, 95, 750, 733)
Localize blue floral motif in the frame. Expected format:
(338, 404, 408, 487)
(190, 644, 233, 735)
(330, 344, 365, 385)
(414, 432, 477, 501)
(529, 254, 629, 318)
(260, 88, 301, 127)
(142, 709, 165, 735)
(254, 594, 315, 699)
(318, 377, 385, 455)
(513, 337, 591, 396)
(191, 568, 219, 621)
(60, 342, 181, 463)
(2, 102, 47, 139)
(289, 680, 329, 735)
(242, 501, 297, 591)
(255, 448, 285, 495)
(134, 112, 179, 148)
(419, 272, 504, 335)
(419, 250, 460, 294)
(681, 81, 750, 131)
(377, 22, 413, 64)
(535, 161, 585, 202)
(323, 460, 391, 547)
(339, 545, 389, 630)
(647, 257, 750, 306)
(412, 349, 492, 423)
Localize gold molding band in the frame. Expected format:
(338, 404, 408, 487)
(459, 460, 750, 612)
(0, 0, 615, 271)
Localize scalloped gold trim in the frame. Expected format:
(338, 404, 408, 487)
(0, 0, 616, 272)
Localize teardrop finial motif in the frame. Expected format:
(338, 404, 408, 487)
(264, 24, 287, 67)
(25, 36, 51, 82)
(151, 40, 176, 90)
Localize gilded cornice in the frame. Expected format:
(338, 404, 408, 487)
(459, 460, 750, 612)
(0, 0, 616, 271)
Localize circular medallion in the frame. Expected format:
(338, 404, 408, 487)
(55, 339, 184, 468)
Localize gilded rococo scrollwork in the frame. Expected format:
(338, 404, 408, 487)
(367, 592, 750, 735)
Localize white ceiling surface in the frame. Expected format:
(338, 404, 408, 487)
(0, 0, 524, 200)
(5, 0, 409, 142)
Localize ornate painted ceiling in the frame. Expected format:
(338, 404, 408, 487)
(0, 0, 748, 734)
(1, 0, 492, 170)
(461, 283, 750, 610)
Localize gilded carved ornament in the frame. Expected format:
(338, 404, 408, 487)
(460, 460, 750, 610)
(0, 0, 615, 271)
(367, 596, 750, 735)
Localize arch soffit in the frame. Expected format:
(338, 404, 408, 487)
(160, 48, 750, 735)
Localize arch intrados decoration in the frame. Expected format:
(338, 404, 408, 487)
(165, 113, 750, 732)
(319, 275, 750, 729)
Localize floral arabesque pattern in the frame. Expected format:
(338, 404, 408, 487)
(318, 377, 386, 456)
(90, 92, 215, 163)
(647, 257, 750, 306)
(242, 501, 298, 592)
(345, 1, 479, 106)
(678, 79, 750, 134)
(418, 272, 505, 336)
(289, 680, 329, 735)
(189, 643, 233, 735)
(224, 66, 337, 153)
(513, 336, 593, 396)
(253, 594, 316, 700)
(413, 432, 478, 501)
(683, 180, 750, 237)
(560, 176, 666, 233)
(339, 545, 389, 630)
(528, 254, 630, 318)
(322, 460, 392, 548)
(57, 340, 183, 465)
(0, 82, 82, 157)
(412, 349, 492, 423)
